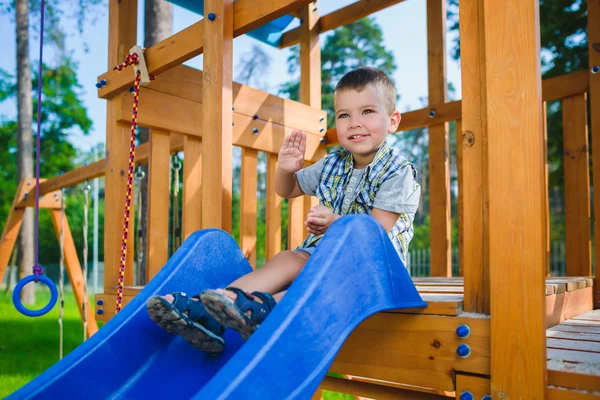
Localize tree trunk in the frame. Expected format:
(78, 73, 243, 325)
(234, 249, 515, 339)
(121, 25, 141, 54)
(16, 0, 34, 304)
(137, 0, 172, 285)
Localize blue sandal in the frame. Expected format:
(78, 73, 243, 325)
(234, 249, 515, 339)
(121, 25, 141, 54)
(146, 292, 225, 353)
(200, 287, 277, 340)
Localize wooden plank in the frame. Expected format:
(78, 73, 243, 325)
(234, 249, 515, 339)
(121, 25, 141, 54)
(330, 313, 490, 392)
(279, 0, 407, 48)
(340, 376, 455, 397)
(394, 294, 463, 316)
(542, 70, 590, 102)
(547, 338, 600, 353)
(97, 0, 314, 99)
(573, 310, 600, 322)
(483, 0, 547, 397)
(548, 369, 600, 393)
(427, 0, 451, 277)
(319, 376, 447, 400)
(182, 137, 202, 240)
(545, 287, 594, 329)
(562, 94, 592, 277)
(37, 161, 106, 196)
(547, 330, 600, 343)
(456, 120, 463, 276)
(201, 0, 233, 233)
(146, 129, 171, 280)
(458, 0, 488, 315)
(547, 348, 600, 364)
(291, 1, 322, 249)
(266, 154, 282, 260)
(455, 375, 491, 400)
(0, 208, 23, 283)
(549, 325, 600, 335)
(416, 286, 463, 293)
(589, 0, 600, 310)
(50, 209, 98, 337)
(543, 102, 551, 275)
(104, 0, 138, 290)
(240, 148, 258, 268)
(547, 387, 600, 400)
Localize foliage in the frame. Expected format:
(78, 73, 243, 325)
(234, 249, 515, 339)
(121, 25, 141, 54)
(280, 17, 397, 128)
(0, 58, 99, 266)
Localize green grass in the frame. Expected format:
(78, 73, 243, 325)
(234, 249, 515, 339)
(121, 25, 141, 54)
(0, 289, 353, 399)
(0, 288, 96, 398)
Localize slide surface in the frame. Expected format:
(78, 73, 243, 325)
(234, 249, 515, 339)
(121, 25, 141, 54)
(9, 215, 426, 400)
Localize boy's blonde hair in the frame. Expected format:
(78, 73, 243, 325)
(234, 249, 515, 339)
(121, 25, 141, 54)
(334, 67, 397, 114)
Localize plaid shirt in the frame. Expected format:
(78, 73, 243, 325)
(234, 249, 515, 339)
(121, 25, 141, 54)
(297, 140, 418, 264)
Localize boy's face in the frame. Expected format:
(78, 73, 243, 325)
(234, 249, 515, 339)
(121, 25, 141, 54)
(334, 84, 401, 168)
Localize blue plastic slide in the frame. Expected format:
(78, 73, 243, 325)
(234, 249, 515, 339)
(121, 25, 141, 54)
(8, 215, 426, 399)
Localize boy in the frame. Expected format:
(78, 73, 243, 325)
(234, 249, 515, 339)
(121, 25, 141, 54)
(146, 66, 420, 353)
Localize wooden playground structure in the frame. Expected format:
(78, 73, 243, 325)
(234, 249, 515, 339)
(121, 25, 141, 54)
(1, 0, 600, 398)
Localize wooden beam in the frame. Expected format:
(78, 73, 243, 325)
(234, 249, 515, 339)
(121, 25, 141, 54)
(104, 0, 138, 290)
(456, 120, 463, 276)
(118, 87, 327, 161)
(97, 0, 314, 99)
(542, 70, 589, 102)
(201, 0, 233, 232)
(182, 137, 203, 240)
(240, 149, 258, 268)
(50, 209, 98, 338)
(292, 1, 322, 249)
(37, 161, 106, 196)
(562, 94, 591, 277)
(279, 0, 407, 48)
(266, 154, 282, 260)
(455, 375, 491, 400)
(427, 0, 451, 277)
(319, 376, 448, 400)
(458, 0, 489, 316)
(146, 129, 171, 281)
(482, 0, 547, 396)
(588, 0, 600, 310)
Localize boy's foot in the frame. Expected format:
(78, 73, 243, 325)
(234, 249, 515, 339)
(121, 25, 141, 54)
(200, 288, 276, 341)
(147, 292, 225, 353)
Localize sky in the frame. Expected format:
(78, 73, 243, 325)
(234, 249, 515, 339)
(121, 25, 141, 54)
(0, 0, 462, 153)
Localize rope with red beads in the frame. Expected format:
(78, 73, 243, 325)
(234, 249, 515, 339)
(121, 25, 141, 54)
(113, 53, 142, 314)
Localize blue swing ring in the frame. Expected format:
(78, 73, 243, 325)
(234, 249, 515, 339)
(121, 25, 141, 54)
(12, 274, 58, 317)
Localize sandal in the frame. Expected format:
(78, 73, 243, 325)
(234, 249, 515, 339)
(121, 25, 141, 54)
(200, 287, 277, 341)
(146, 292, 225, 353)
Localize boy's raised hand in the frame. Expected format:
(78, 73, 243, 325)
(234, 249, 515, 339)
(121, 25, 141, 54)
(305, 205, 338, 236)
(278, 130, 306, 174)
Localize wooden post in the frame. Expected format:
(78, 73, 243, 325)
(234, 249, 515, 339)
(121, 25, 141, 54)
(456, 119, 463, 276)
(201, 0, 233, 232)
(543, 102, 550, 275)
(459, 0, 489, 314)
(588, 0, 600, 309)
(292, 0, 322, 247)
(427, 0, 451, 277)
(562, 94, 591, 277)
(474, 0, 547, 396)
(240, 149, 258, 267)
(104, 0, 138, 289)
(182, 137, 202, 240)
(146, 129, 171, 280)
(266, 154, 282, 260)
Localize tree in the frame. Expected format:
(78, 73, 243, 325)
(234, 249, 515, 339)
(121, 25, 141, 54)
(280, 17, 397, 128)
(137, 0, 173, 284)
(0, 58, 94, 284)
(1, 0, 103, 303)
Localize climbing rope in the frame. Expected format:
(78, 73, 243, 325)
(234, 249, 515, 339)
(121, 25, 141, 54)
(112, 52, 154, 314)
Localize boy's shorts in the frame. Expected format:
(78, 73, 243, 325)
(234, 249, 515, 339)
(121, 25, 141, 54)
(294, 246, 317, 257)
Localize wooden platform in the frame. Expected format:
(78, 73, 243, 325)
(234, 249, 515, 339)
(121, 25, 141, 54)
(546, 309, 600, 397)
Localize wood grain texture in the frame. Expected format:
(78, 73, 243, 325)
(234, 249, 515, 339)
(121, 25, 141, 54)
(240, 148, 258, 267)
(562, 94, 591, 277)
(182, 137, 202, 240)
(427, 0, 451, 277)
(483, 0, 547, 396)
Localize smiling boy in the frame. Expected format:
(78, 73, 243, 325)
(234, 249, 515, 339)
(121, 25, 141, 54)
(146, 66, 421, 352)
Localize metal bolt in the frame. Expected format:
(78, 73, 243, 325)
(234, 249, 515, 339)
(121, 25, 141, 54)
(208, 13, 216, 21)
(429, 110, 436, 118)
(253, 128, 259, 134)
(320, 116, 324, 122)
(499, 393, 504, 399)
(592, 65, 599, 74)
(253, 114, 259, 120)
(96, 299, 104, 306)
(96, 309, 104, 315)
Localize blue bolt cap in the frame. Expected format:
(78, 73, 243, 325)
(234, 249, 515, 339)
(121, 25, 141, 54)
(592, 65, 600, 74)
(96, 309, 104, 315)
(208, 13, 216, 21)
(456, 324, 471, 338)
(459, 392, 474, 400)
(253, 114, 258, 120)
(457, 343, 471, 358)
(96, 299, 104, 306)
(482, 396, 492, 400)
(253, 128, 259, 134)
